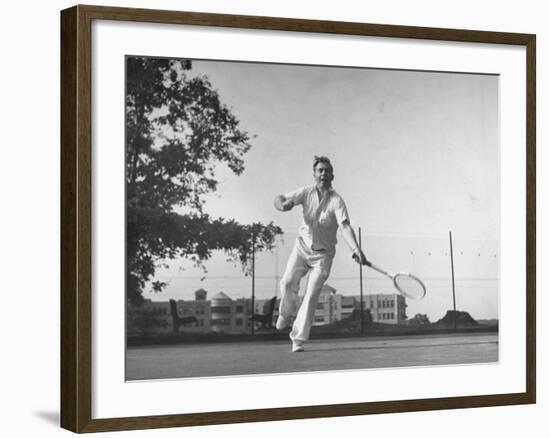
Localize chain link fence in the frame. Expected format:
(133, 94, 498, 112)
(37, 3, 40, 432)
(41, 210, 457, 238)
(131, 229, 498, 339)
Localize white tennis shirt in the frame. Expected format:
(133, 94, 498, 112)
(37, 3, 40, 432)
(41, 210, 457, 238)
(284, 185, 350, 252)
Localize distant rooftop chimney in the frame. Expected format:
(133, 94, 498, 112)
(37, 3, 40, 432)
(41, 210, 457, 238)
(195, 288, 208, 301)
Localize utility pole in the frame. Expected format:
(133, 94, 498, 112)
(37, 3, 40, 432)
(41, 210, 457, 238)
(449, 231, 457, 331)
(359, 227, 364, 336)
(275, 236, 279, 297)
(251, 228, 256, 335)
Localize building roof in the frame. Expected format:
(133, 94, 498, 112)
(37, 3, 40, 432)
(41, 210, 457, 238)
(321, 284, 337, 294)
(211, 291, 232, 301)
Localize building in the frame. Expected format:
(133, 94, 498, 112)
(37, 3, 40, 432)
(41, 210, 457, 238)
(128, 286, 408, 337)
(340, 295, 356, 320)
(301, 288, 407, 326)
(362, 293, 407, 325)
(311, 284, 341, 326)
(210, 291, 250, 334)
(176, 288, 211, 331)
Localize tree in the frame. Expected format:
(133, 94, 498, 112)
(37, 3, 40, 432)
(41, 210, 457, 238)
(126, 57, 282, 306)
(406, 313, 431, 325)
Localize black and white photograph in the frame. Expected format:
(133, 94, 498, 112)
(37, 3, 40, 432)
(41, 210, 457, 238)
(2, 0, 543, 435)
(125, 55, 499, 381)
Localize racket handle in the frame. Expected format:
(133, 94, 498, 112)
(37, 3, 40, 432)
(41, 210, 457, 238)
(367, 262, 392, 278)
(352, 255, 392, 278)
(352, 253, 372, 267)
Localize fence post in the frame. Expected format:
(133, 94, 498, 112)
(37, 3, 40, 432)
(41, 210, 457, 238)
(449, 230, 457, 331)
(251, 228, 256, 335)
(359, 227, 364, 336)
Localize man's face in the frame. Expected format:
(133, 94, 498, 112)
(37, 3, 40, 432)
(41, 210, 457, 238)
(313, 162, 334, 188)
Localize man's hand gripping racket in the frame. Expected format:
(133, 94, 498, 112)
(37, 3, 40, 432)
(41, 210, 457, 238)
(352, 252, 427, 300)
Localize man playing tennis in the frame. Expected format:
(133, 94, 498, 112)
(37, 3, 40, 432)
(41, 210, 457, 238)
(274, 156, 367, 352)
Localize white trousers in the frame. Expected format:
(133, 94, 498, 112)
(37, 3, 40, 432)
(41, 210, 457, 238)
(278, 238, 335, 342)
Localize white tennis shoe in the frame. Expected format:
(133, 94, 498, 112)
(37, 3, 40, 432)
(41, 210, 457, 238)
(291, 340, 304, 353)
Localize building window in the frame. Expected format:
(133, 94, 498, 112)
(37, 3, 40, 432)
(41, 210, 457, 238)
(211, 318, 230, 325)
(235, 305, 244, 313)
(211, 306, 231, 314)
(315, 316, 325, 323)
(235, 318, 243, 326)
(316, 303, 324, 310)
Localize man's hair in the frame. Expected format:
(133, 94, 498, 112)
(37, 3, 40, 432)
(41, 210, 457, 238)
(313, 155, 333, 172)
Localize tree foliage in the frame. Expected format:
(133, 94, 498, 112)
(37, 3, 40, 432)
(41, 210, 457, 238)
(406, 313, 431, 325)
(126, 57, 282, 306)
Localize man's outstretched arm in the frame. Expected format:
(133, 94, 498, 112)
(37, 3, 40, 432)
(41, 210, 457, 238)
(274, 195, 295, 212)
(340, 220, 368, 264)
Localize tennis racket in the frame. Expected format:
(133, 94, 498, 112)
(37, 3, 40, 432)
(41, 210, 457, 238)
(353, 254, 427, 300)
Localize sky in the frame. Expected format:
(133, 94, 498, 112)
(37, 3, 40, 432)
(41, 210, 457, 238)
(142, 58, 499, 321)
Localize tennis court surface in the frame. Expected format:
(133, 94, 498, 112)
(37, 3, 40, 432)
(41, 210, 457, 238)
(126, 332, 498, 380)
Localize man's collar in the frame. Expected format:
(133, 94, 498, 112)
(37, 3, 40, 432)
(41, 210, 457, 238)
(310, 184, 334, 191)
(312, 185, 334, 198)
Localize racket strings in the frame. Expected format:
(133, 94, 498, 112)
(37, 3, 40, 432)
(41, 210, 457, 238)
(393, 274, 426, 299)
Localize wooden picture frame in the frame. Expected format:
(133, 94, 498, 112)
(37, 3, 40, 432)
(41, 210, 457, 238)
(61, 4, 536, 433)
